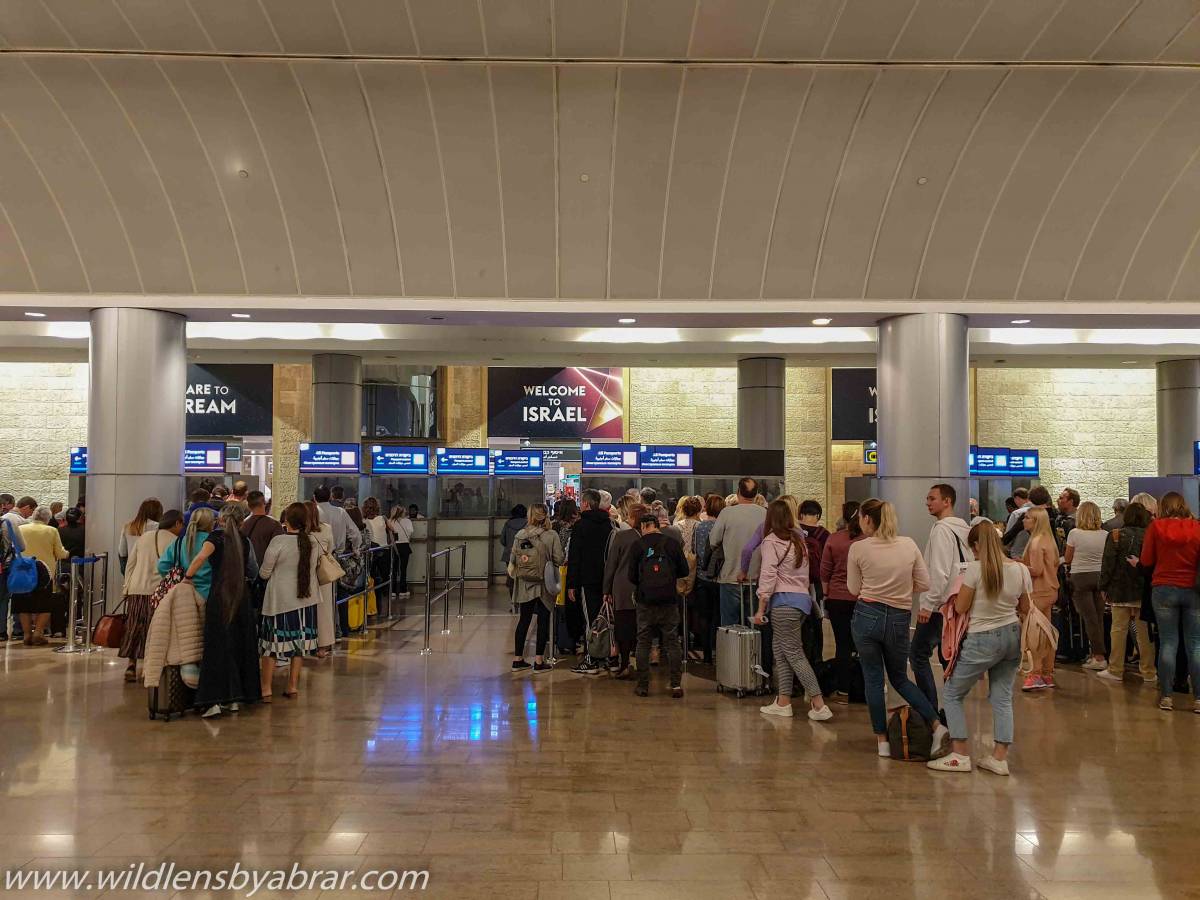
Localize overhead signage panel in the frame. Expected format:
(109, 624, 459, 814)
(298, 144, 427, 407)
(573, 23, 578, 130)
(1007, 449, 1040, 477)
(184, 441, 227, 473)
(299, 442, 360, 474)
(581, 442, 640, 474)
(435, 448, 490, 476)
(370, 446, 429, 475)
(185, 363, 273, 436)
(488, 367, 624, 439)
(639, 445, 693, 474)
(69, 446, 88, 475)
(492, 449, 544, 477)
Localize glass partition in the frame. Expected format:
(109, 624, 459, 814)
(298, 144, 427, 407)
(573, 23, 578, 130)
(362, 364, 436, 439)
(493, 478, 545, 518)
(437, 476, 491, 517)
(365, 477, 434, 520)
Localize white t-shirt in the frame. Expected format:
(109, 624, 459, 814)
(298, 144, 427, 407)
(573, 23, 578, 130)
(961, 559, 1029, 633)
(1066, 528, 1107, 574)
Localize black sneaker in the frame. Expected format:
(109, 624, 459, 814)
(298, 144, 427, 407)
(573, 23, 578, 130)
(571, 661, 601, 675)
(511, 660, 532, 672)
(671, 686, 684, 699)
(634, 685, 649, 697)
(532, 661, 552, 674)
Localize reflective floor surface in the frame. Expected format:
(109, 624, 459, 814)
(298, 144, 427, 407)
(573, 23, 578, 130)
(1, 587, 1197, 899)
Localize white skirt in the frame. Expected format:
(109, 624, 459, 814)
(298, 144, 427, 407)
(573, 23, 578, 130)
(316, 580, 335, 647)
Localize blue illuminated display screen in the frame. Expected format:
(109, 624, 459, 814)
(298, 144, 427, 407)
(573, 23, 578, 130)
(639, 445, 693, 474)
(492, 449, 544, 477)
(1196, 442, 1200, 476)
(298, 442, 360, 474)
(1006, 450, 1040, 477)
(436, 448, 490, 476)
(970, 446, 1009, 476)
(184, 441, 226, 473)
(370, 446, 429, 475)
(69, 446, 88, 475)
(581, 443, 640, 474)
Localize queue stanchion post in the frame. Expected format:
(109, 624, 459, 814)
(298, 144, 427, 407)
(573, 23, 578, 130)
(57, 559, 81, 654)
(441, 550, 451, 636)
(457, 543, 466, 620)
(421, 551, 433, 655)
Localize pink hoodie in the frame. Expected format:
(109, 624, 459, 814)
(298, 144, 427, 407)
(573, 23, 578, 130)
(756, 532, 811, 602)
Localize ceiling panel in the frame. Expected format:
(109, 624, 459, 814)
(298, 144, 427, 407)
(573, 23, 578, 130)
(260, 0, 349, 55)
(957, 0, 1063, 61)
(38, 0, 139, 50)
(332, 0, 418, 56)
(1025, 0, 1137, 61)
(823, 0, 919, 61)
(407, 0, 484, 56)
(690, 0, 770, 59)
(481, 0, 552, 57)
(756, 0, 844, 60)
(185, 0, 280, 54)
(621, 0, 695, 59)
(113, 0, 212, 53)
(890, 0, 989, 61)
(553, 0, 624, 57)
(1097, 0, 1199, 61)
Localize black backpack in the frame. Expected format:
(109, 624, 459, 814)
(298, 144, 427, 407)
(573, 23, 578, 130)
(637, 540, 677, 605)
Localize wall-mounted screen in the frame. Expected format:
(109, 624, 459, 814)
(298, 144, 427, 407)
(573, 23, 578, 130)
(435, 448, 490, 476)
(298, 442, 360, 474)
(639, 445, 693, 474)
(1007, 450, 1040, 477)
(69, 446, 88, 475)
(969, 446, 1008, 476)
(184, 441, 227, 473)
(581, 442, 640, 474)
(370, 446, 429, 475)
(493, 449, 544, 477)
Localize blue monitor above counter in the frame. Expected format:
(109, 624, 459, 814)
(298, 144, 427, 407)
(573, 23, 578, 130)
(581, 442, 640, 474)
(69, 446, 88, 475)
(492, 449, 544, 477)
(1006, 449, 1040, 477)
(970, 445, 1039, 477)
(298, 442, 360, 474)
(184, 441, 227, 473)
(370, 446, 429, 475)
(435, 448, 490, 476)
(638, 445, 693, 474)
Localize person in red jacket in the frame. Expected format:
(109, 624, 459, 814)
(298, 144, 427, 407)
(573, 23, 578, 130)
(1138, 491, 1200, 712)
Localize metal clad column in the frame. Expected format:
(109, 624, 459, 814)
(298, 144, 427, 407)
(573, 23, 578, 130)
(876, 313, 969, 545)
(88, 308, 187, 607)
(1156, 359, 1200, 475)
(737, 357, 785, 451)
(311, 354, 363, 442)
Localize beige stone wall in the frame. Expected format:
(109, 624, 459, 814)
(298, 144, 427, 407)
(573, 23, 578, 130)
(829, 442, 876, 519)
(628, 368, 737, 446)
(441, 366, 487, 448)
(271, 364, 312, 509)
(0, 362, 88, 505)
(785, 367, 829, 514)
(974, 368, 1157, 510)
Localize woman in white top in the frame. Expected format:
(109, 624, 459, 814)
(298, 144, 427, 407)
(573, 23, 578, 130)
(928, 523, 1030, 776)
(1065, 501, 1110, 671)
(117, 498, 162, 574)
(258, 502, 321, 699)
(388, 505, 414, 598)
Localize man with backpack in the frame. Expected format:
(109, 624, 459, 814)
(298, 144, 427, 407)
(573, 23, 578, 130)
(628, 513, 688, 698)
(566, 489, 615, 675)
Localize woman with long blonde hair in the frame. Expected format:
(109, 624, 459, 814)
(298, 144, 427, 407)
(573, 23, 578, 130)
(928, 524, 1030, 775)
(509, 502, 564, 673)
(1065, 501, 1109, 671)
(846, 499, 947, 757)
(1021, 507, 1060, 691)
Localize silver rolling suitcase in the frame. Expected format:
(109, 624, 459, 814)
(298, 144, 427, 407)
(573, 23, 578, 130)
(716, 583, 764, 698)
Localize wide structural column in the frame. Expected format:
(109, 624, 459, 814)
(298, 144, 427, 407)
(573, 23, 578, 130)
(89, 308, 186, 608)
(1156, 359, 1200, 476)
(737, 357, 785, 451)
(311, 354, 363, 442)
(876, 313, 970, 545)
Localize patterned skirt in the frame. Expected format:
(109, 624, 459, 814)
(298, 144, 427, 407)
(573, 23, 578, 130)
(118, 594, 153, 660)
(259, 605, 318, 660)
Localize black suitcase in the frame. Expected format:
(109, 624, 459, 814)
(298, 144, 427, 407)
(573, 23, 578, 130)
(148, 665, 193, 721)
(1054, 602, 1088, 663)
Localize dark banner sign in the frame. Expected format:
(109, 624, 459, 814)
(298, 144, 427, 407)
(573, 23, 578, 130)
(488, 367, 624, 440)
(831, 368, 877, 442)
(186, 363, 273, 437)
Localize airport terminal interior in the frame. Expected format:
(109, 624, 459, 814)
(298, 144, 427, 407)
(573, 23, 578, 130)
(5, 1, 1200, 898)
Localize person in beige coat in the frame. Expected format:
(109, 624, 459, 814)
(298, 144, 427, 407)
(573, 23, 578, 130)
(142, 580, 205, 689)
(306, 500, 337, 657)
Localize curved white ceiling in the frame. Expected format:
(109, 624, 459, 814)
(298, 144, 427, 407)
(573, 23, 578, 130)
(2, 0, 1199, 63)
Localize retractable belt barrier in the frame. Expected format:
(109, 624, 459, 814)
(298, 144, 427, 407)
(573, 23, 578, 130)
(331, 544, 396, 632)
(56, 552, 108, 655)
(418, 544, 467, 655)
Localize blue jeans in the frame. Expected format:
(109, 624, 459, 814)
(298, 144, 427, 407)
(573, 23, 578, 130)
(851, 601, 940, 735)
(942, 622, 1021, 745)
(909, 612, 943, 711)
(1151, 585, 1200, 699)
(719, 583, 749, 627)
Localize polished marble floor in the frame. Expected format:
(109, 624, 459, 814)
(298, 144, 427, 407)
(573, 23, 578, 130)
(1, 588, 1198, 900)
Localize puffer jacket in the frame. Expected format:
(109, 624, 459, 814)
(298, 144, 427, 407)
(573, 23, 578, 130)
(1100, 525, 1147, 607)
(142, 581, 205, 687)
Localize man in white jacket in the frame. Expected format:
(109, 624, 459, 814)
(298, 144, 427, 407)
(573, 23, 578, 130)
(911, 483, 972, 714)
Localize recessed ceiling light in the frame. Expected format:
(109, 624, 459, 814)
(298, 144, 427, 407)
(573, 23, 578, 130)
(231, 313, 251, 319)
(430, 316, 445, 321)
(618, 318, 636, 324)
(812, 317, 832, 326)
(1010, 318, 1031, 325)
(1121, 360, 1138, 365)
(24, 311, 46, 318)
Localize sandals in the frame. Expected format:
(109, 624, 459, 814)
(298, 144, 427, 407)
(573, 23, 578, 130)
(124, 667, 137, 683)
(260, 694, 273, 703)
(283, 690, 299, 699)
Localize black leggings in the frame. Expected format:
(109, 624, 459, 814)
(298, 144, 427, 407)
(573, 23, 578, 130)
(827, 599, 857, 694)
(514, 600, 550, 658)
(394, 544, 411, 593)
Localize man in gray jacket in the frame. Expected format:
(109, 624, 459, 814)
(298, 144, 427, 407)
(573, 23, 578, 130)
(709, 477, 766, 627)
(911, 483, 971, 713)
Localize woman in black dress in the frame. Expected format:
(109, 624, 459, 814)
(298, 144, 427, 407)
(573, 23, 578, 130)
(182, 502, 261, 718)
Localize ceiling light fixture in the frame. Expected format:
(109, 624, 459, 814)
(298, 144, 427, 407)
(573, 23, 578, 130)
(618, 317, 636, 324)
(812, 317, 832, 326)
(231, 313, 251, 319)
(430, 316, 445, 321)
(1121, 360, 1138, 365)
(24, 311, 46, 318)
(1010, 318, 1031, 325)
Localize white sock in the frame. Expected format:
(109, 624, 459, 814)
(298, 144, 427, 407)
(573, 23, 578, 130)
(877, 741, 891, 758)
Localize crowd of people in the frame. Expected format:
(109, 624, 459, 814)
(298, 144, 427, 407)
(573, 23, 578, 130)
(0, 493, 86, 644)
(505, 477, 1200, 774)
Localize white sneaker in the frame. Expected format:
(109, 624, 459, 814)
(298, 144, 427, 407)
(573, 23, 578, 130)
(760, 702, 793, 718)
(927, 752, 971, 772)
(1143, 676, 1158, 685)
(201, 704, 222, 719)
(1095, 669, 1124, 683)
(930, 723, 951, 758)
(1083, 658, 1107, 671)
(808, 705, 833, 721)
(977, 756, 1010, 776)
(877, 741, 891, 758)
(227, 702, 240, 712)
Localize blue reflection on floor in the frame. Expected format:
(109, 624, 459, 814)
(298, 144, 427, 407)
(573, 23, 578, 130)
(368, 683, 539, 747)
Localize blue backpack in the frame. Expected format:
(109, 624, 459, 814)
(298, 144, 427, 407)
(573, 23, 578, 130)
(3, 520, 37, 595)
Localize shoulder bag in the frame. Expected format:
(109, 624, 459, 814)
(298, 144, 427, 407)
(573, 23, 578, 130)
(150, 535, 187, 610)
(316, 537, 346, 586)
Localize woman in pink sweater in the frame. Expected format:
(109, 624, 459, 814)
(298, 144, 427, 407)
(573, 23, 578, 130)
(751, 500, 832, 721)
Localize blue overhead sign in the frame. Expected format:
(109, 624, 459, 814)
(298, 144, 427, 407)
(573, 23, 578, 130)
(970, 446, 1039, 477)
(435, 448, 490, 476)
(639, 445, 693, 474)
(184, 441, 227, 473)
(69, 446, 88, 475)
(492, 449, 544, 477)
(370, 446, 429, 475)
(581, 443, 640, 474)
(1007, 450, 1040, 477)
(298, 442, 360, 474)
(1195, 442, 1200, 476)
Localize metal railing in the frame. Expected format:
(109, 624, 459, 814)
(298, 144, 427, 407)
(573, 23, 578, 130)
(419, 543, 467, 655)
(56, 552, 108, 655)
(332, 543, 396, 632)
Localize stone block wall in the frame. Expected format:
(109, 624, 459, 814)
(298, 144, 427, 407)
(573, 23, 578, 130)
(271, 364, 312, 509)
(830, 443, 876, 519)
(785, 367, 829, 514)
(974, 367, 1157, 510)
(0, 362, 88, 506)
(628, 368, 737, 446)
(441, 366, 486, 447)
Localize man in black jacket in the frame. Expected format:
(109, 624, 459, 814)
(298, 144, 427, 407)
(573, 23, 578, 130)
(567, 489, 615, 675)
(628, 514, 688, 698)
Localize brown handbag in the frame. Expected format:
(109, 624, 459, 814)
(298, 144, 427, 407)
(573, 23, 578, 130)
(92, 599, 127, 649)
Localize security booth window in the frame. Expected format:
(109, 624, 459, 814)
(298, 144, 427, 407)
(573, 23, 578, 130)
(437, 477, 490, 518)
(494, 479, 544, 519)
